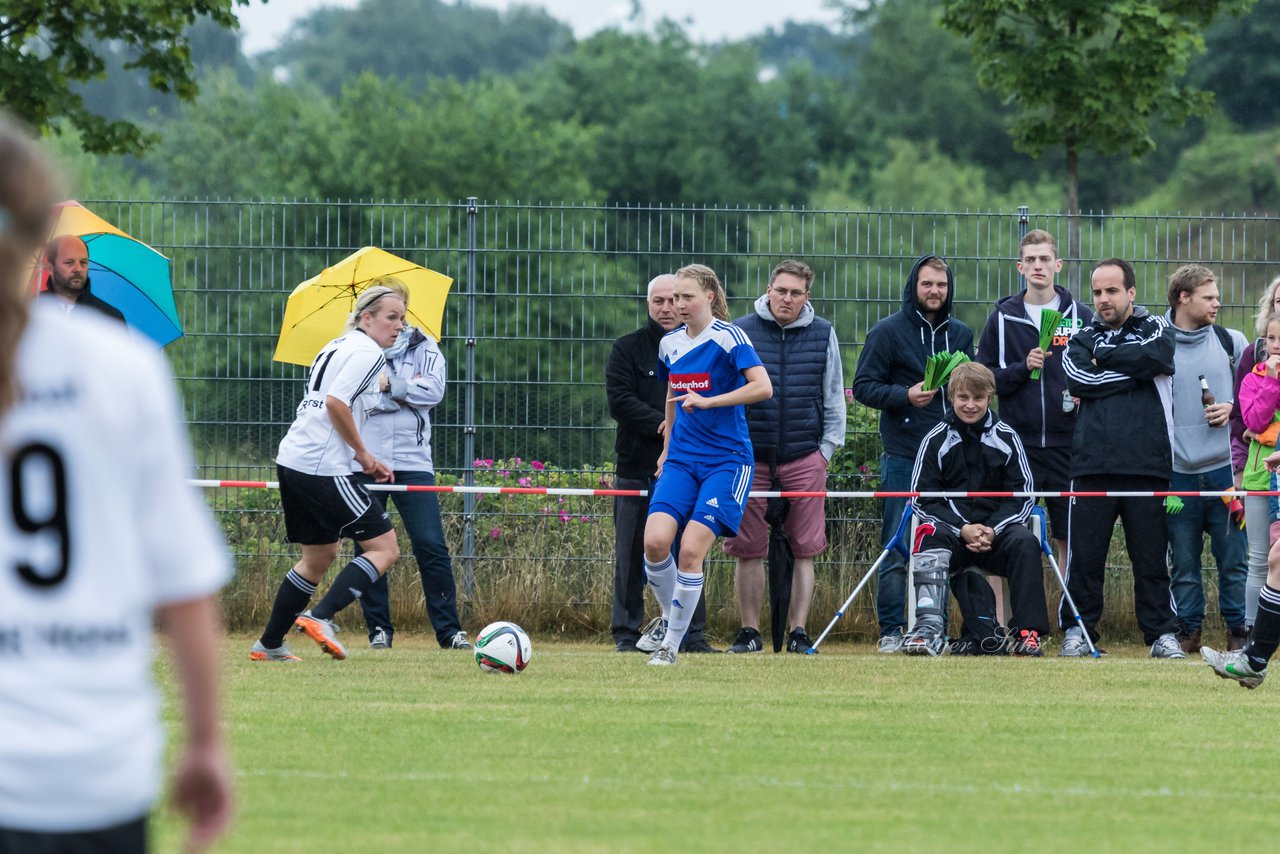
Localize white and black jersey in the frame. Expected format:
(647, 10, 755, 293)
(0, 302, 230, 833)
(276, 329, 386, 475)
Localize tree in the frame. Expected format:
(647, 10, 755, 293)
(1193, 0, 1280, 130)
(0, 1, 247, 154)
(937, 0, 1256, 265)
(266, 0, 573, 97)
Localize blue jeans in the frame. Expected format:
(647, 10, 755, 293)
(356, 470, 463, 647)
(876, 453, 915, 637)
(1167, 466, 1247, 632)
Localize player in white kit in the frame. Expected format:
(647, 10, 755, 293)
(0, 115, 233, 852)
(253, 284, 405, 661)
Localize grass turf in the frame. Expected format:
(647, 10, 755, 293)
(152, 633, 1272, 852)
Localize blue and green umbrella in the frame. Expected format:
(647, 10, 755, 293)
(41, 201, 182, 347)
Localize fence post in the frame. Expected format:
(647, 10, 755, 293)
(1017, 204, 1029, 290)
(462, 196, 478, 598)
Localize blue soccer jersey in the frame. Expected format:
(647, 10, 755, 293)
(658, 319, 763, 463)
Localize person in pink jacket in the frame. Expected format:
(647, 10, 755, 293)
(1238, 316, 1280, 631)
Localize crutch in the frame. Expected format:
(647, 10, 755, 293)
(811, 501, 913, 652)
(1030, 506, 1101, 659)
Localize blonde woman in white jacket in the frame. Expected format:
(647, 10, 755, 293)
(353, 278, 468, 650)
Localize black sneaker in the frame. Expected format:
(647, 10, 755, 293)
(681, 637, 722, 653)
(727, 627, 764, 654)
(615, 638, 641, 652)
(786, 627, 818, 654)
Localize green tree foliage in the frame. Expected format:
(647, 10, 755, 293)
(265, 0, 573, 96)
(528, 25, 821, 206)
(936, 0, 1257, 223)
(0, 0, 246, 154)
(1193, 0, 1280, 130)
(1136, 125, 1280, 213)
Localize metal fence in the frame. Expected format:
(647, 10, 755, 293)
(90, 198, 1280, 634)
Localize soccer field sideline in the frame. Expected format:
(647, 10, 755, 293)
(152, 635, 1273, 852)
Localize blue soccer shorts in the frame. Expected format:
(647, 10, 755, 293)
(648, 457, 753, 538)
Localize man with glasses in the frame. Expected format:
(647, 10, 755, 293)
(723, 260, 846, 654)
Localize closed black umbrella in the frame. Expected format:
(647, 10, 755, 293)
(765, 488, 793, 653)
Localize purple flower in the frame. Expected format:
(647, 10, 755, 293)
(579, 515, 590, 522)
(531, 460, 545, 471)
(488, 526, 501, 539)
(499, 470, 510, 477)
(558, 510, 570, 523)
(513, 457, 523, 465)
(518, 477, 531, 487)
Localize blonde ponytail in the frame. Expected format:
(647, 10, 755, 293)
(0, 115, 60, 417)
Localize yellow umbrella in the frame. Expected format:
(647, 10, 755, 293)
(273, 246, 453, 366)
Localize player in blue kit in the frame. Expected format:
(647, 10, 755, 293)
(639, 264, 773, 666)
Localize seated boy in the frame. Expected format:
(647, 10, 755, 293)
(901, 362, 1050, 656)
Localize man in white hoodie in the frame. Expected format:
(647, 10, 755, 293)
(723, 260, 846, 654)
(1166, 264, 1249, 654)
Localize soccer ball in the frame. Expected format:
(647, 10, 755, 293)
(474, 621, 532, 673)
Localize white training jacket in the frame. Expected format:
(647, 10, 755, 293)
(355, 327, 446, 474)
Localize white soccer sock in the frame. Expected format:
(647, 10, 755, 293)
(663, 571, 704, 651)
(645, 553, 677, 619)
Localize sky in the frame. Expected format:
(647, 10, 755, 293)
(234, 0, 843, 55)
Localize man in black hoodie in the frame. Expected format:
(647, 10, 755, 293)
(605, 274, 716, 653)
(977, 230, 1092, 571)
(852, 255, 974, 651)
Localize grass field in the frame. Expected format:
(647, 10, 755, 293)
(152, 633, 1272, 853)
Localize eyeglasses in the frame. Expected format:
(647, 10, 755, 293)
(770, 287, 808, 300)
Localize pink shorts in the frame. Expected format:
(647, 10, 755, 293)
(722, 449, 829, 559)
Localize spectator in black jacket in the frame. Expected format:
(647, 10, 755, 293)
(39, 236, 126, 324)
(605, 274, 717, 653)
(851, 255, 974, 652)
(1059, 258, 1183, 659)
(977, 229, 1092, 571)
(904, 361, 1048, 657)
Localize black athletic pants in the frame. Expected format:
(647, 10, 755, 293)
(1059, 474, 1177, 644)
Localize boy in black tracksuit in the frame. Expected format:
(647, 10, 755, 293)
(904, 362, 1050, 656)
(1060, 258, 1183, 658)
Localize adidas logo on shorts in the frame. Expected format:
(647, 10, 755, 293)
(706, 497, 719, 508)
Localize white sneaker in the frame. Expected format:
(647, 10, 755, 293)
(1059, 627, 1088, 657)
(647, 646, 678, 666)
(877, 629, 905, 654)
(637, 617, 668, 653)
(1202, 645, 1267, 689)
(1150, 632, 1186, 659)
(449, 631, 471, 650)
(370, 628, 391, 650)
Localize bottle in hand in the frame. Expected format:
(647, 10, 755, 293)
(1200, 375, 1214, 408)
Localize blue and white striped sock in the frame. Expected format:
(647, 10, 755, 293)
(663, 571, 704, 652)
(645, 553, 677, 620)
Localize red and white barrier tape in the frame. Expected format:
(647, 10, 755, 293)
(188, 480, 1276, 500)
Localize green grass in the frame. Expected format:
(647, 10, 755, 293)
(152, 634, 1274, 852)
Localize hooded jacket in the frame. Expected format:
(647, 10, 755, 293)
(734, 294, 845, 465)
(976, 286, 1092, 449)
(1063, 304, 1175, 480)
(1164, 311, 1245, 475)
(910, 408, 1035, 536)
(356, 327, 446, 473)
(851, 256, 975, 459)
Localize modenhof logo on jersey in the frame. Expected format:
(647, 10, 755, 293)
(669, 372, 711, 393)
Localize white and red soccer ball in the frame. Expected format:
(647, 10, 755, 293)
(474, 621, 532, 673)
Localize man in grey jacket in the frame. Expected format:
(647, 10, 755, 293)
(1165, 264, 1249, 654)
(723, 260, 846, 654)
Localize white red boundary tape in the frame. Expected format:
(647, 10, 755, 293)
(188, 480, 1277, 500)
